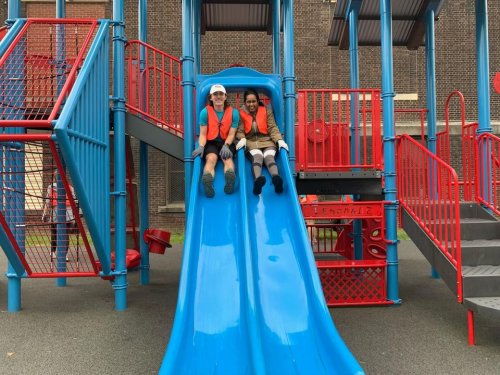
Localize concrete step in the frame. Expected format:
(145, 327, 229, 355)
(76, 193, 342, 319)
(459, 202, 498, 220)
(462, 265, 500, 298)
(424, 218, 500, 241)
(464, 297, 500, 321)
(461, 239, 500, 266)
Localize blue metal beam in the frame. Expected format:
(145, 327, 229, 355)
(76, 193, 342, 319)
(380, 0, 400, 304)
(272, 0, 280, 75)
(138, 0, 150, 285)
(113, 0, 128, 311)
(283, 0, 296, 174)
(182, 0, 196, 213)
(476, 0, 492, 203)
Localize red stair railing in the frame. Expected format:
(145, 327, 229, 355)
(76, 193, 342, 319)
(477, 133, 500, 216)
(397, 134, 462, 302)
(125, 40, 183, 136)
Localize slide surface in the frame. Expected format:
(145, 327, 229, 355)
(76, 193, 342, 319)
(160, 151, 364, 374)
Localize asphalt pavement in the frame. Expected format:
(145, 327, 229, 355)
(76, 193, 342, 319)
(0, 240, 499, 374)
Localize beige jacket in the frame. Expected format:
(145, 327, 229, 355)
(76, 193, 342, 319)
(236, 106, 283, 150)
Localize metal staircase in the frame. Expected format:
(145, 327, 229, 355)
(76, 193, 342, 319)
(398, 133, 500, 344)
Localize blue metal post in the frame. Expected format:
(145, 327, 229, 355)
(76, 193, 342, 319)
(182, 0, 195, 212)
(283, 0, 296, 173)
(425, 9, 440, 279)
(138, 0, 150, 285)
(7, 145, 24, 311)
(380, 0, 400, 304)
(425, 10, 437, 157)
(113, 0, 128, 310)
(56, 0, 65, 18)
(476, 0, 492, 203)
(348, 3, 363, 261)
(272, 0, 280, 75)
(55, 0, 67, 287)
(7, 0, 20, 21)
(193, 0, 201, 75)
(6, 0, 23, 312)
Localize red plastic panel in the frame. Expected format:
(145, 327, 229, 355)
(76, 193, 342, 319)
(0, 135, 98, 277)
(316, 260, 391, 306)
(301, 201, 384, 220)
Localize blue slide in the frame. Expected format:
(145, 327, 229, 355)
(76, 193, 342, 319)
(160, 149, 364, 374)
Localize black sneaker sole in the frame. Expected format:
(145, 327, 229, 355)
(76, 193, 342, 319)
(224, 169, 236, 194)
(253, 175, 266, 195)
(272, 175, 283, 193)
(202, 173, 215, 198)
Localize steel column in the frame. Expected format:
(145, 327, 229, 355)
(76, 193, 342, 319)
(113, 0, 128, 310)
(272, 0, 280, 75)
(138, 0, 150, 285)
(6, 1, 23, 311)
(476, 0, 492, 203)
(7, 0, 20, 20)
(182, 0, 196, 212)
(348, 3, 363, 261)
(283, 0, 296, 173)
(380, 0, 400, 304)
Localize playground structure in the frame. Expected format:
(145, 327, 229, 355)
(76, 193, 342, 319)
(0, 0, 498, 374)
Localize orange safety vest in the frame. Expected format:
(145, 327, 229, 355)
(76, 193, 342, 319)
(50, 187, 71, 208)
(206, 106, 233, 140)
(239, 106, 268, 135)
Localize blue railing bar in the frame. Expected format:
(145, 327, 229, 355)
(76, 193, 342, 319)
(0, 18, 25, 56)
(65, 129, 107, 147)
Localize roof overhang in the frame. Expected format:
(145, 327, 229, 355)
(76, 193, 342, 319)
(201, 0, 281, 34)
(328, 0, 448, 50)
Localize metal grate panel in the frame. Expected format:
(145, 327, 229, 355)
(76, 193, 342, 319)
(0, 19, 98, 127)
(0, 135, 98, 277)
(317, 260, 390, 306)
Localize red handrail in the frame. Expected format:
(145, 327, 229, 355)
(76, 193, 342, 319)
(462, 122, 479, 201)
(397, 134, 462, 302)
(477, 133, 500, 216)
(125, 40, 183, 136)
(296, 89, 382, 172)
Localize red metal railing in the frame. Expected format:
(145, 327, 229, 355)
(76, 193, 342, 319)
(296, 89, 382, 172)
(477, 133, 500, 216)
(0, 134, 99, 277)
(125, 40, 183, 136)
(397, 134, 462, 302)
(461, 122, 478, 201)
(0, 19, 98, 127)
(306, 223, 344, 255)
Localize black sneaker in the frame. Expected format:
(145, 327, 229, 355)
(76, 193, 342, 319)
(253, 176, 266, 195)
(201, 173, 215, 198)
(224, 169, 236, 194)
(272, 175, 283, 193)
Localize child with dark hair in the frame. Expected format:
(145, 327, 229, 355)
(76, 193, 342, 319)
(236, 89, 288, 195)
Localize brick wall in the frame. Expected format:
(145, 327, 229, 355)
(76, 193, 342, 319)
(2, 1, 500, 231)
